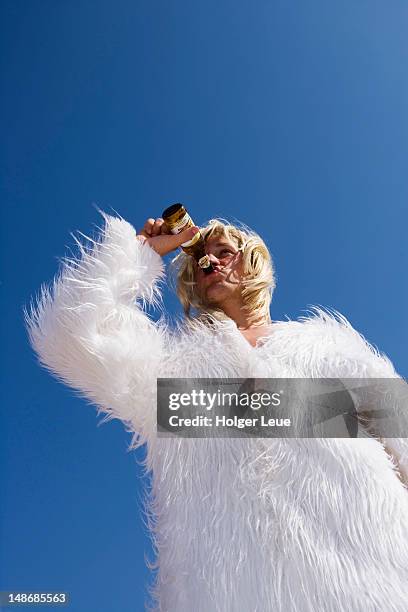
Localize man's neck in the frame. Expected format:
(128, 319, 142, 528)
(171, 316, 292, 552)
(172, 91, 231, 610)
(237, 321, 274, 348)
(218, 297, 270, 330)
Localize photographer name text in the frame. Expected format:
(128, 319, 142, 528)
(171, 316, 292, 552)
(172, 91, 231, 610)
(168, 415, 291, 429)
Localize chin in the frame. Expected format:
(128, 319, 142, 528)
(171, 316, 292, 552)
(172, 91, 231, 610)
(205, 284, 227, 299)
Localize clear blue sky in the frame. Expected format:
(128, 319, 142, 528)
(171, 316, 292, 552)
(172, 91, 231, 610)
(1, 1, 407, 610)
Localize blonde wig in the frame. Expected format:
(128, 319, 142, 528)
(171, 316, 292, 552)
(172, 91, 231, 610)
(170, 218, 276, 324)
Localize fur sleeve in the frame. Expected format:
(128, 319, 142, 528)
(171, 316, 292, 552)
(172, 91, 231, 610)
(301, 307, 408, 487)
(24, 211, 167, 447)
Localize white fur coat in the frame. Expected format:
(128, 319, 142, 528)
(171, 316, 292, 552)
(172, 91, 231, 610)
(26, 213, 408, 612)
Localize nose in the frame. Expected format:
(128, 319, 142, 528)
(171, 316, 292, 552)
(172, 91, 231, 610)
(207, 253, 221, 266)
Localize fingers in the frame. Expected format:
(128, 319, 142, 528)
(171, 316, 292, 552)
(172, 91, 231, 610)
(143, 218, 155, 236)
(172, 225, 200, 247)
(143, 218, 162, 236)
(161, 222, 171, 234)
(136, 218, 200, 256)
(151, 218, 165, 236)
(140, 218, 169, 238)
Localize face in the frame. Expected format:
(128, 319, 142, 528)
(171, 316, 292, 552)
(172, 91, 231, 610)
(194, 234, 244, 309)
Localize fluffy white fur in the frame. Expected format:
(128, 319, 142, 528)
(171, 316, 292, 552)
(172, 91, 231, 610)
(25, 213, 408, 612)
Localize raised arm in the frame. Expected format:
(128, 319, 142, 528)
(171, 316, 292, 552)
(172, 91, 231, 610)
(24, 211, 199, 447)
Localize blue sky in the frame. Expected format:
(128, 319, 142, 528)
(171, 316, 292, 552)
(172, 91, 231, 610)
(1, 1, 407, 610)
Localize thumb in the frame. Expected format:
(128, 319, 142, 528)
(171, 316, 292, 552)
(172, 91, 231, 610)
(170, 225, 201, 248)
